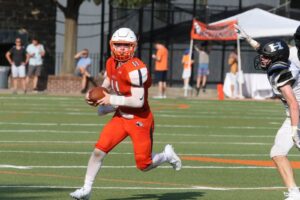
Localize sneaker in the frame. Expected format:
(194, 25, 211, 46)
(202, 85, 206, 93)
(164, 144, 182, 171)
(153, 95, 163, 99)
(70, 187, 91, 200)
(81, 89, 87, 94)
(195, 87, 200, 96)
(284, 190, 300, 200)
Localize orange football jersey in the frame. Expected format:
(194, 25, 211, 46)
(106, 57, 151, 118)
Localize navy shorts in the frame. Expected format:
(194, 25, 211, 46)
(155, 71, 167, 82)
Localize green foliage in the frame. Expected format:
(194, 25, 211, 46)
(92, 0, 103, 5)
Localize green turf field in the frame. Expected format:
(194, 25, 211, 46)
(0, 94, 298, 200)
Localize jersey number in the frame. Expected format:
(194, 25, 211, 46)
(111, 79, 121, 95)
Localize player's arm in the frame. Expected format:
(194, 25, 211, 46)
(280, 84, 300, 148)
(99, 67, 147, 108)
(98, 87, 144, 108)
(234, 24, 260, 50)
(280, 84, 299, 127)
(277, 71, 300, 148)
(109, 87, 144, 108)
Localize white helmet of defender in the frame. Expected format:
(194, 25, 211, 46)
(110, 27, 137, 62)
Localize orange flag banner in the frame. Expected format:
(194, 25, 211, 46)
(191, 19, 237, 41)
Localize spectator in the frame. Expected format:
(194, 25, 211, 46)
(228, 45, 238, 98)
(152, 42, 168, 98)
(26, 37, 45, 91)
(5, 37, 28, 94)
(181, 49, 194, 97)
(194, 43, 210, 96)
(74, 48, 97, 93)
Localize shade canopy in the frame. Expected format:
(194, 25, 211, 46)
(211, 8, 300, 38)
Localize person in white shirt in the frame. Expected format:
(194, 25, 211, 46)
(26, 37, 45, 91)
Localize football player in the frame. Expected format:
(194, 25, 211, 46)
(294, 26, 300, 61)
(235, 24, 300, 200)
(70, 28, 182, 200)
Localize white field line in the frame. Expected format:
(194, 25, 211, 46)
(1, 103, 283, 117)
(0, 164, 276, 170)
(0, 129, 274, 138)
(1, 150, 294, 157)
(0, 141, 272, 145)
(0, 110, 283, 120)
(0, 96, 79, 101)
(0, 185, 286, 191)
(0, 110, 95, 116)
(0, 121, 278, 130)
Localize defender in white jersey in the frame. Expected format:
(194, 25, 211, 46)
(235, 24, 300, 200)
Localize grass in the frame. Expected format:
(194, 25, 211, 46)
(0, 93, 297, 199)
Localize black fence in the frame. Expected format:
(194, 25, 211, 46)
(105, 2, 262, 86)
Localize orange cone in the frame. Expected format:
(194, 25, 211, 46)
(217, 84, 224, 100)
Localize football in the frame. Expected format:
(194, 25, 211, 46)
(86, 87, 109, 106)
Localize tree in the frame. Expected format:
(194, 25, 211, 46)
(53, 0, 149, 75)
(53, 0, 102, 75)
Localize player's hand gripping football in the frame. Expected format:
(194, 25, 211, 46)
(97, 91, 111, 105)
(85, 92, 98, 106)
(292, 126, 300, 149)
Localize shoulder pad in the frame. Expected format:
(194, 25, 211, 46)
(128, 67, 148, 87)
(269, 62, 295, 88)
(267, 61, 289, 76)
(128, 58, 146, 69)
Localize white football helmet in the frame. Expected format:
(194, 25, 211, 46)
(110, 27, 137, 62)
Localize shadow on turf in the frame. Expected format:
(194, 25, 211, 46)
(106, 191, 205, 200)
(0, 185, 70, 200)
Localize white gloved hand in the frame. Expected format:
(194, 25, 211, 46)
(292, 126, 300, 149)
(234, 24, 260, 50)
(234, 24, 249, 40)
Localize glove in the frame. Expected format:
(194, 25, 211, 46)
(292, 126, 300, 149)
(234, 24, 260, 50)
(98, 105, 117, 116)
(234, 24, 249, 40)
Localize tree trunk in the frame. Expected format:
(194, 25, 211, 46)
(57, 0, 83, 75)
(61, 18, 77, 75)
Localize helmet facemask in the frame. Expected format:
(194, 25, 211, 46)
(110, 28, 137, 62)
(110, 41, 136, 62)
(254, 54, 272, 71)
(254, 39, 289, 71)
